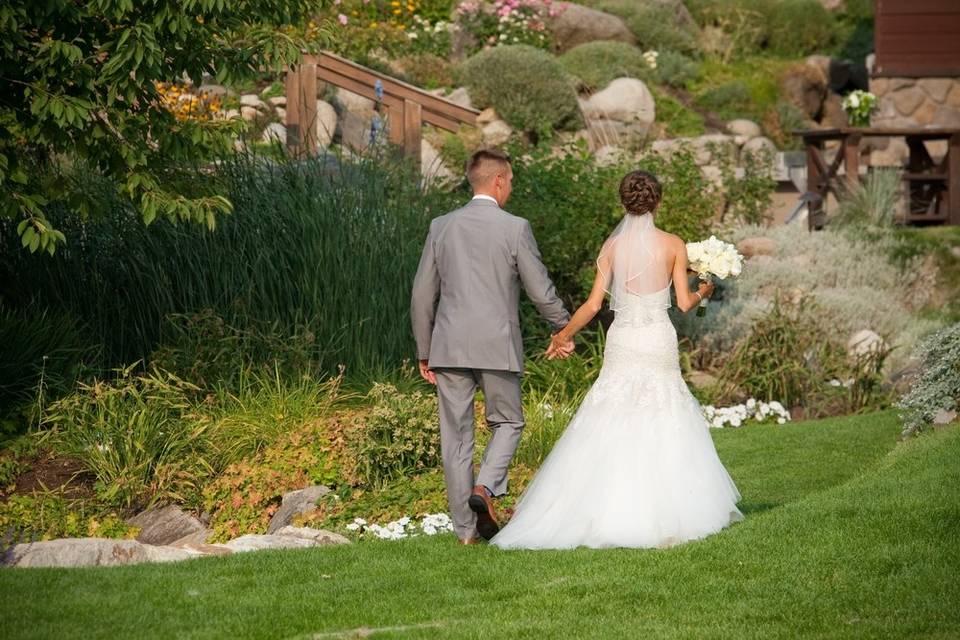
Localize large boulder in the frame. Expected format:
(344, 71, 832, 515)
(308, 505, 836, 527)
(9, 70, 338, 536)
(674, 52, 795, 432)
(445, 87, 473, 110)
(782, 65, 828, 119)
(261, 122, 287, 145)
(741, 136, 777, 158)
(421, 139, 458, 188)
(335, 89, 377, 151)
(216, 534, 318, 553)
(127, 505, 206, 546)
(548, 2, 635, 53)
(2, 538, 200, 568)
(274, 526, 351, 545)
(315, 100, 338, 149)
(847, 329, 886, 357)
(582, 77, 655, 124)
(482, 119, 513, 146)
(266, 485, 330, 534)
(726, 119, 762, 140)
(689, 134, 737, 166)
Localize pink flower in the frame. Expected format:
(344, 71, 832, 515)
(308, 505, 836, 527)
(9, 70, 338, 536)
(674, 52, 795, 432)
(338, 13, 348, 25)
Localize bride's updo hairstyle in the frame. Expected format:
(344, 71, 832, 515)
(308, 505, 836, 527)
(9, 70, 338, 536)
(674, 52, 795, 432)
(618, 170, 662, 216)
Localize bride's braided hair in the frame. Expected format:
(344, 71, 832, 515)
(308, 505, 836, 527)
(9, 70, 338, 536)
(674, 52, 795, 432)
(618, 170, 662, 216)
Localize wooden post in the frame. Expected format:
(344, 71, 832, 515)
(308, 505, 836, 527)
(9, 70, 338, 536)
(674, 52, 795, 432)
(842, 132, 861, 189)
(386, 103, 404, 146)
(403, 98, 421, 171)
(284, 64, 302, 155)
(300, 55, 318, 156)
(949, 132, 960, 225)
(805, 138, 824, 230)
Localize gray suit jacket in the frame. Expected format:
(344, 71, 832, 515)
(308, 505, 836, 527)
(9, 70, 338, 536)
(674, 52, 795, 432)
(411, 198, 570, 373)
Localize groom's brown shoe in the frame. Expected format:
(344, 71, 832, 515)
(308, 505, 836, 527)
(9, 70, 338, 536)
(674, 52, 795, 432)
(468, 485, 500, 540)
(458, 536, 480, 545)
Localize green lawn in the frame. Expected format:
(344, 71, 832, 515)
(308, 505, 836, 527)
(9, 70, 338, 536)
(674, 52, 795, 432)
(2, 412, 959, 639)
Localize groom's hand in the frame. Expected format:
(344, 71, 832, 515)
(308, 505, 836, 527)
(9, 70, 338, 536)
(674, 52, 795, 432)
(418, 359, 437, 385)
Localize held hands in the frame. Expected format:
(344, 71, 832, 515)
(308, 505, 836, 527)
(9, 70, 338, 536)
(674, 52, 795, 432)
(546, 332, 575, 360)
(418, 359, 437, 385)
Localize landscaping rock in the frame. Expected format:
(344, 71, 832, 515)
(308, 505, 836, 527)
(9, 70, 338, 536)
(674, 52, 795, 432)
(847, 329, 886, 357)
(268, 96, 287, 107)
(689, 134, 736, 166)
(275, 107, 286, 122)
(169, 528, 212, 548)
(240, 94, 266, 110)
(445, 87, 473, 110)
(782, 65, 827, 119)
(726, 119, 762, 140)
(241, 106, 260, 121)
(316, 100, 338, 149)
(819, 93, 847, 128)
(1, 538, 197, 568)
(742, 136, 777, 158)
(594, 145, 624, 167)
(421, 139, 457, 187)
(476, 107, 498, 125)
(275, 526, 351, 546)
(266, 485, 330, 534)
(217, 534, 318, 553)
(198, 83, 229, 97)
(261, 122, 287, 145)
(335, 87, 375, 115)
(582, 78, 655, 124)
(222, 108, 241, 121)
(737, 236, 777, 258)
(933, 409, 957, 426)
(127, 505, 207, 547)
(482, 119, 513, 146)
(687, 370, 719, 390)
(548, 2, 635, 53)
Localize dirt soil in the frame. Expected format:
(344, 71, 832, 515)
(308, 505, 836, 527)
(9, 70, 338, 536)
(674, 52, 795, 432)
(1, 451, 95, 501)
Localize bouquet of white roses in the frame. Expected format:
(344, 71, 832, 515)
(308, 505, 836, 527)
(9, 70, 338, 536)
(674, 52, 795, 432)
(686, 235, 743, 316)
(841, 90, 877, 127)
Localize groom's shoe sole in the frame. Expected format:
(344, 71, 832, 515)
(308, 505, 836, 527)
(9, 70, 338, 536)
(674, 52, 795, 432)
(468, 489, 500, 541)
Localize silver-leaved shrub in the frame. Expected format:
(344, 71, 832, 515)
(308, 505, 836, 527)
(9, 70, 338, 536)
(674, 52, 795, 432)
(897, 323, 960, 437)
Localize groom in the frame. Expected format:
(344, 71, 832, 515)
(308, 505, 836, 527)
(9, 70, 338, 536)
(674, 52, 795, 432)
(411, 149, 573, 544)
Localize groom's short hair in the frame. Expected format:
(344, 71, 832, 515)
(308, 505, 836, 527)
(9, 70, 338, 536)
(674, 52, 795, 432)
(466, 149, 511, 189)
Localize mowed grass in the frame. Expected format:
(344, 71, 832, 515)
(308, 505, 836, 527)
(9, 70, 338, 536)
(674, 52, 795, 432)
(3, 412, 959, 639)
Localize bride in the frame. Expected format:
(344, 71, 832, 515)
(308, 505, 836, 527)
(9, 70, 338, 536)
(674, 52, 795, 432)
(491, 170, 743, 550)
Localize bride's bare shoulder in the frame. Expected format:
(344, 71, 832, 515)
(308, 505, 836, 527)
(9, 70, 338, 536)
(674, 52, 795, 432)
(656, 229, 685, 249)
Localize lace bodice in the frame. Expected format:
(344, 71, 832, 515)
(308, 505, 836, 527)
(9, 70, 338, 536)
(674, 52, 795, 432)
(611, 284, 672, 328)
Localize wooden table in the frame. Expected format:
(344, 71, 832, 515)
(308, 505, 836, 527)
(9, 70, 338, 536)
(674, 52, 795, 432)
(793, 127, 960, 229)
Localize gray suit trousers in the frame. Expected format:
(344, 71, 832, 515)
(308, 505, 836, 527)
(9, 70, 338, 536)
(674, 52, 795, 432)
(434, 368, 524, 540)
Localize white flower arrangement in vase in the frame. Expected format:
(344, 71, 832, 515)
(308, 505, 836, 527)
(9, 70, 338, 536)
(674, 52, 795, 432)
(841, 89, 878, 127)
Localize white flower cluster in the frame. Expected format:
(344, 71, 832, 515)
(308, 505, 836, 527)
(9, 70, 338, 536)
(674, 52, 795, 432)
(344, 513, 454, 540)
(686, 235, 743, 280)
(642, 50, 658, 69)
(702, 399, 791, 428)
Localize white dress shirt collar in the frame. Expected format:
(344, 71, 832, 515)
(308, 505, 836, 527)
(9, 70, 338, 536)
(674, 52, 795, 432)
(471, 194, 498, 205)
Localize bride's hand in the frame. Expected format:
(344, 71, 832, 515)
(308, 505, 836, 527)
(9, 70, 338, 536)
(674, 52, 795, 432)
(547, 333, 575, 359)
(699, 281, 716, 299)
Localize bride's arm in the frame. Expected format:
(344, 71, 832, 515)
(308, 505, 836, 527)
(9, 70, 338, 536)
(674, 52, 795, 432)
(673, 239, 714, 313)
(549, 267, 608, 352)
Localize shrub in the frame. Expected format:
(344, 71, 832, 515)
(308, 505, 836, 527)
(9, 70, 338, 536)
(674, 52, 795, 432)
(763, 100, 809, 150)
(654, 91, 707, 138)
(203, 418, 344, 542)
(453, 0, 554, 54)
(833, 168, 901, 229)
(393, 53, 454, 89)
(558, 41, 653, 92)
(0, 492, 136, 546)
(653, 50, 700, 89)
(457, 45, 582, 137)
(714, 144, 776, 225)
(346, 384, 440, 489)
(897, 323, 960, 437)
(627, 4, 700, 56)
(695, 80, 753, 121)
(38, 367, 209, 510)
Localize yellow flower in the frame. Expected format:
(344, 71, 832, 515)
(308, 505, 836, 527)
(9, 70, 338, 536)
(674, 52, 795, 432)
(393, 8, 401, 14)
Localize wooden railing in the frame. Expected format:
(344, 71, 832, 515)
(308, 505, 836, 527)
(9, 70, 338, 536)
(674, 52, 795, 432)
(285, 52, 480, 168)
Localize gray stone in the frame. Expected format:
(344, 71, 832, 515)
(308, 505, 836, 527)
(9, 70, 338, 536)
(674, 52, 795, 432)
(142, 545, 205, 563)
(335, 88, 375, 115)
(261, 122, 287, 145)
(476, 107, 498, 125)
(891, 88, 925, 116)
(548, 2, 635, 53)
(275, 107, 286, 122)
(742, 136, 777, 159)
(3, 538, 148, 567)
(315, 100, 338, 149)
(482, 119, 513, 146)
(217, 534, 318, 553)
(918, 78, 953, 102)
(700, 165, 723, 186)
(421, 139, 457, 188)
(594, 145, 625, 167)
(275, 526, 351, 545)
(736, 236, 777, 258)
(222, 108, 241, 121)
(582, 78, 655, 124)
(933, 105, 960, 128)
(266, 485, 330, 534)
(690, 133, 737, 166)
(933, 409, 957, 426)
(445, 87, 473, 110)
(169, 528, 213, 547)
(241, 106, 260, 121)
(726, 119, 762, 140)
(127, 505, 206, 547)
(198, 84, 229, 97)
(240, 94, 266, 109)
(268, 96, 287, 107)
(847, 329, 885, 357)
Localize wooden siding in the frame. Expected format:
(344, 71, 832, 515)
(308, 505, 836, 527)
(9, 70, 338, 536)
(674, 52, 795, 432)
(874, 0, 960, 77)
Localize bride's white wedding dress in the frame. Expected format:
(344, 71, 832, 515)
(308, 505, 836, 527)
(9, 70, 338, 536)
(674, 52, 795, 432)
(491, 214, 742, 550)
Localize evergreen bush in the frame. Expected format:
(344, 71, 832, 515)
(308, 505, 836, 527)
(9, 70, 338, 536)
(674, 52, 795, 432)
(558, 41, 653, 91)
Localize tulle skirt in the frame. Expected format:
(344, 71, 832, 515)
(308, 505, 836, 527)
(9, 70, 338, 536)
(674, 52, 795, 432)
(492, 318, 743, 550)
